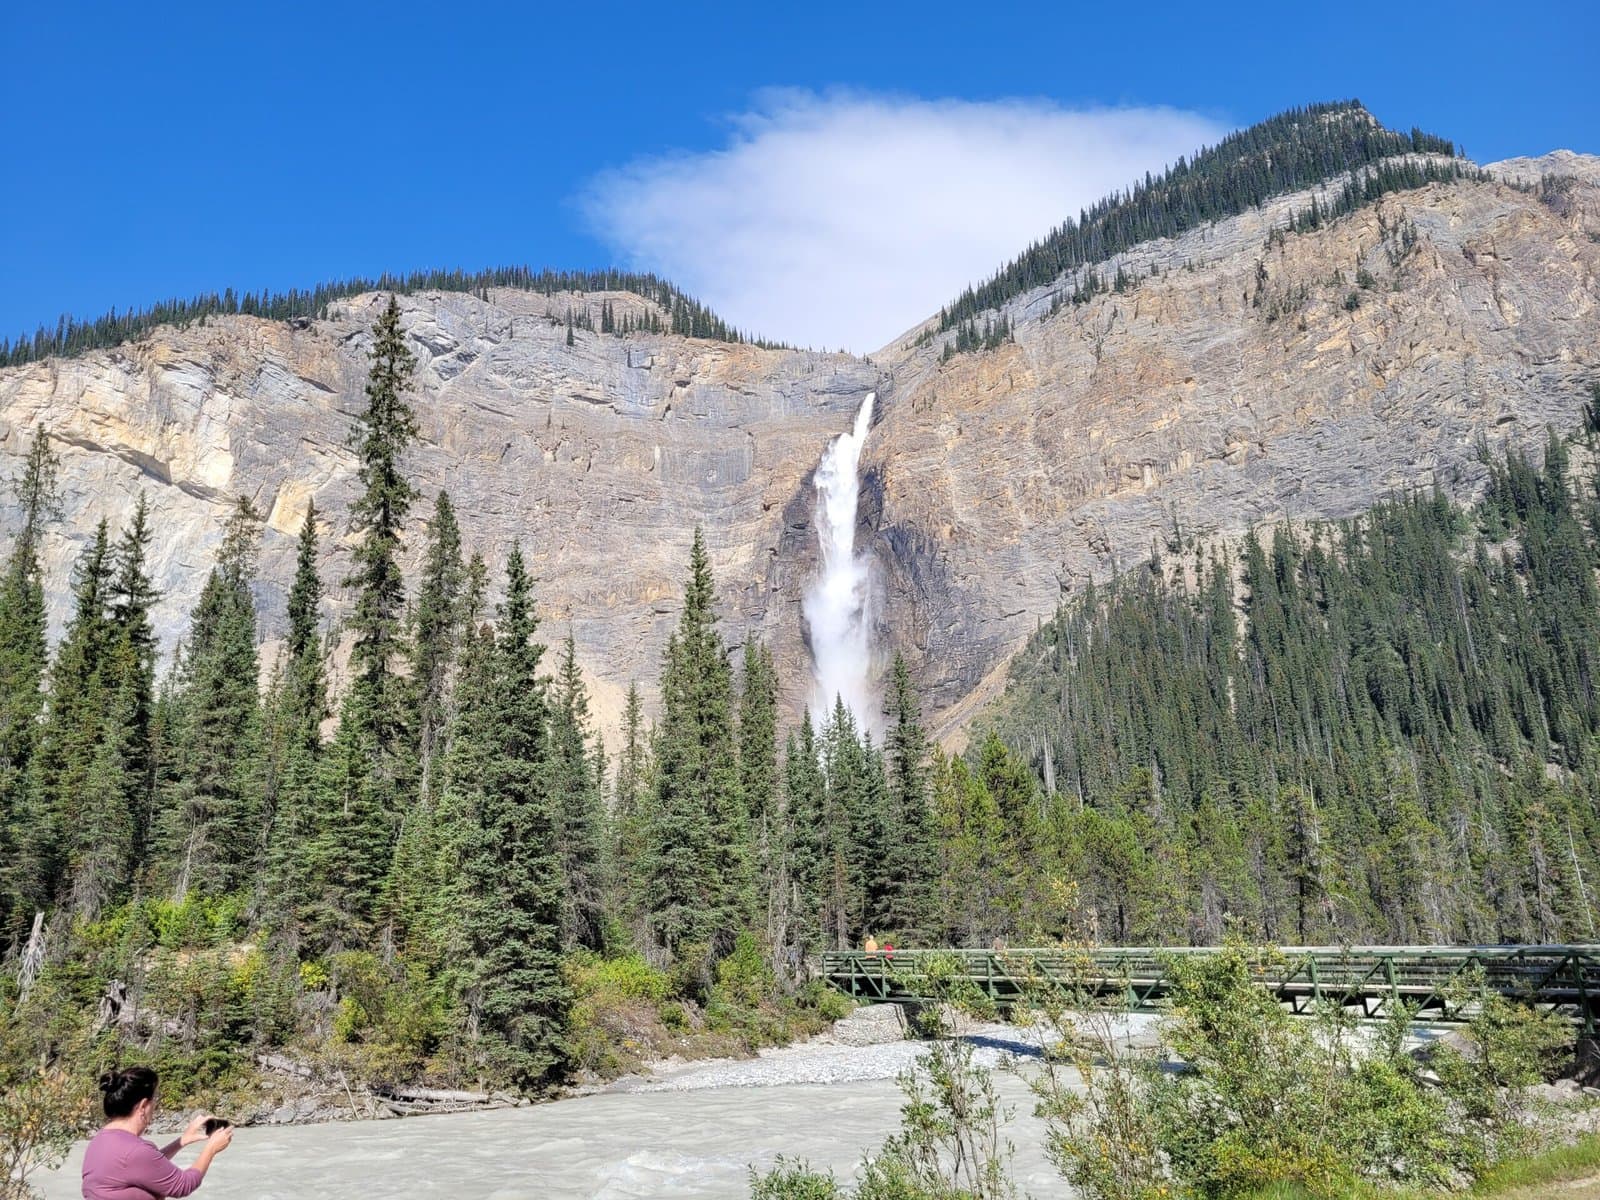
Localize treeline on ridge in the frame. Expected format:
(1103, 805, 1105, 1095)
(0, 266, 780, 370)
(935, 100, 1463, 339)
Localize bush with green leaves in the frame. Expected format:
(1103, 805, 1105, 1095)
(749, 992, 1017, 1200)
(1035, 945, 1579, 1200)
(0, 978, 96, 1200)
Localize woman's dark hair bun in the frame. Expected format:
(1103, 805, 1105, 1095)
(99, 1066, 159, 1118)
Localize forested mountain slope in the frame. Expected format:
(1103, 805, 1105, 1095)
(981, 429, 1600, 946)
(866, 149, 1600, 734)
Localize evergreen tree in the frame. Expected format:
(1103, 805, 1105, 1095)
(881, 652, 937, 938)
(66, 497, 159, 917)
(0, 428, 60, 944)
(160, 498, 264, 898)
(4, 522, 112, 932)
(737, 641, 779, 936)
(642, 529, 747, 957)
(262, 503, 327, 936)
(781, 712, 826, 957)
(310, 295, 420, 942)
(462, 545, 569, 1089)
(404, 555, 493, 1000)
(413, 491, 465, 800)
(610, 681, 652, 933)
(549, 635, 605, 951)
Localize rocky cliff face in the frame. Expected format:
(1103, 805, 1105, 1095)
(2, 158, 1597, 741)
(863, 164, 1600, 734)
(0, 288, 876, 729)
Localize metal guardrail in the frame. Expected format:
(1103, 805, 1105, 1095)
(820, 945, 1600, 1033)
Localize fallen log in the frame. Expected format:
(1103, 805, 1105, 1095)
(371, 1085, 493, 1105)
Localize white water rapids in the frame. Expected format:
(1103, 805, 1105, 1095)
(35, 1027, 1081, 1199)
(803, 393, 877, 728)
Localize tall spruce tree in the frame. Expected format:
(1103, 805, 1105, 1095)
(610, 681, 653, 931)
(641, 530, 746, 958)
(413, 490, 464, 800)
(161, 498, 264, 898)
(462, 545, 569, 1089)
(64, 498, 159, 918)
(309, 295, 420, 943)
(737, 641, 779, 916)
(549, 635, 606, 951)
(7, 536, 114, 940)
(261, 503, 327, 936)
(780, 712, 826, 959)
(0, 428, 60, 944)
(881, 652, 936, 938)
(405, 553, 492, 990)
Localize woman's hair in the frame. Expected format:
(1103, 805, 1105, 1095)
(99, 1066, 159, 1118)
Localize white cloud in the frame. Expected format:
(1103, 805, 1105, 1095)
(581, 91, 1229, 353)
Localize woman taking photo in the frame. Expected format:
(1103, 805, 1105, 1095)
(81, 1067, 232, 1199)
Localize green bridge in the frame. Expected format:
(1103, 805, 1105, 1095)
(821, 946, 1600, 1033)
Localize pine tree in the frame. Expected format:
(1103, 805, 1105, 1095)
(550, 635, 605, 951)
(311, 295, 420, 942)
(881, 652, 936, 939)
(160, 497, 264, 898)
(781, 712, 826, 957)
(0, 428, 60, 944)
(611, 681, 653, 931)
(737, 641, 779, 930)
(6, 523, 113, 924)
(262, 503, 327, 936)
(463, 545, 569, 1089)
(405, 556, 493, 991)
(413, 491, 464, 800)
(641, 530, 746, 958)
(64, 497, 160, 918)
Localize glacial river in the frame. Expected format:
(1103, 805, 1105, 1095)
(35, 1026, 1080, 1199)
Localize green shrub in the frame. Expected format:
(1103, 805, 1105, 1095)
(801, 980, 853, 1023)
(567, 952, 672, 1005)
(748, 1157, 844, 1199)
(659, 1001, 689, 1031)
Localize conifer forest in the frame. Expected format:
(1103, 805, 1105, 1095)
(3, 289, 1600, 1112)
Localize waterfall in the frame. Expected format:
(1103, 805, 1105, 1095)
(803, 392, 877, 727)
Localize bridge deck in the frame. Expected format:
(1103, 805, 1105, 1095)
(820, 946, 1600, 1032)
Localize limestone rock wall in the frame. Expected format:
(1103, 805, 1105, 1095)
(2, 160, 1598, 743)
(863, 170, 1600, 734)
(0, 289, 877, 731)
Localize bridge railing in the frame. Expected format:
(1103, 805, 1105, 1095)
(820, 945, 1600, 1032)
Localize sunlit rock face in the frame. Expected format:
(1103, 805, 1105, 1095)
(0, 288, 878, 733)
(863, 164, 1600, 736)
(3, 158, 1598, 741)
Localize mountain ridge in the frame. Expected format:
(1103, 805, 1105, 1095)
(2, 106, 1597, 742)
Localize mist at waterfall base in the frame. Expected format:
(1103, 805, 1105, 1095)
(803, 393, 877, 731)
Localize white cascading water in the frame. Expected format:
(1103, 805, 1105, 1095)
(803, 392, 877, 727)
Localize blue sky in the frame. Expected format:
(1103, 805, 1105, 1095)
(3, 0, 1595, 350)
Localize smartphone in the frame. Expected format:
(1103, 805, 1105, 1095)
(202, 1118, 232, 1135)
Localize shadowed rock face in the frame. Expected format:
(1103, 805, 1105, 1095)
(2, 161, 1598, 741)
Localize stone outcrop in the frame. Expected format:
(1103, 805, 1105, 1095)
(2, 158, 1598, 740)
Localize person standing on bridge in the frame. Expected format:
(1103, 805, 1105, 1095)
(864, 936, 879, 954)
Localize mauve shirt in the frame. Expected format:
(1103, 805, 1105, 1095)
(81, 1128, 205, 1200)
